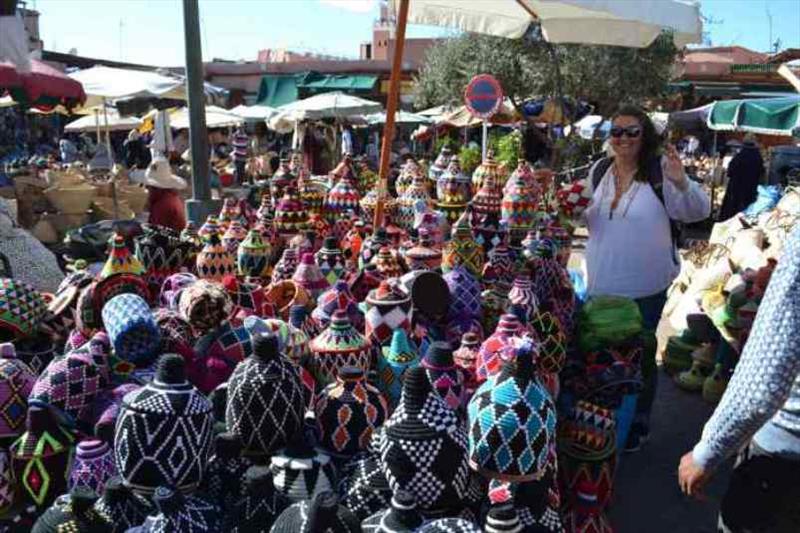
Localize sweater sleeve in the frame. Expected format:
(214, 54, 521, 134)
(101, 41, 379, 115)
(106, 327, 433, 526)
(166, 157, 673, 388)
(692, 226, 800, 471)
(661, 157, 711, 223)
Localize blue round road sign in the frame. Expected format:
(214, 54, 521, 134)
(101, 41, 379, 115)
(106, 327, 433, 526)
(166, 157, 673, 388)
(464, 74, 503, 119)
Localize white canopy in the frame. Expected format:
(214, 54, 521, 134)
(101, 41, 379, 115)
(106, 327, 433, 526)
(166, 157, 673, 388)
(416, 104, 453, 117)
(231, 104, 278, 122)
(364, 110, 431, 125)
(394, 0, 702, 48)
(65, 109, 142, 133)
(268, 92, 383, 132)
(170, 105, 243, 129)
(69, 66, 186, 110)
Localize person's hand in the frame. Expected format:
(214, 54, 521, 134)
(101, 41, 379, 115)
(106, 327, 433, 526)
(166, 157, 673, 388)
(664, 144, 689, 191)
(678, 451, 711, 500)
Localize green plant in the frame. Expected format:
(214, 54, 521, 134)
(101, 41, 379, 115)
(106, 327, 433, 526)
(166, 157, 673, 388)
(458, 145, 481, 175)
(433, 134, 458, 158)
(490, 130, 523, 170)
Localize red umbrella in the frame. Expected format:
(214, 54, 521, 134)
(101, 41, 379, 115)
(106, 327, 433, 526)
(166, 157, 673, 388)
(9, 59, 86, 110)
(0, 61, 22, 93)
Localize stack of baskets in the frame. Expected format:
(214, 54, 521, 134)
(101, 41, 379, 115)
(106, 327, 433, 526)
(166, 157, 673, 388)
(42, 168, 97, 237)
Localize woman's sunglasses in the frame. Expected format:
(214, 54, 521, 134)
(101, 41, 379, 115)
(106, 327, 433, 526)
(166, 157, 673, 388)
(610, 126, 642, 139)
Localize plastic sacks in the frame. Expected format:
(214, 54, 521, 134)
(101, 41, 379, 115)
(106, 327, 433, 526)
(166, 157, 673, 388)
(578, 296, 643, 352)
(743, 185, 781, 218)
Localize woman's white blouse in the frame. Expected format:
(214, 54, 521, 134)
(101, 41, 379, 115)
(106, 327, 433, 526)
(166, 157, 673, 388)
(582, 157, 711, 299)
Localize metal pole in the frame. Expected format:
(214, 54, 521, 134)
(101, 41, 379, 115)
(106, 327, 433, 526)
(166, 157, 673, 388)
(182, 0, 218, 224)
(482, 120, 488, 161)
(373, 0, 409, 228)
(102, 99, 119, 218)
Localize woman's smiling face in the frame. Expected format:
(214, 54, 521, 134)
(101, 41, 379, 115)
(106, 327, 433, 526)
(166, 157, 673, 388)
(610, 115, 643, 160)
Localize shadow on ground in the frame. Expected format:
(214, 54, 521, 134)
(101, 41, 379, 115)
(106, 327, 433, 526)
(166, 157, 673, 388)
(608, 369, 732, 533)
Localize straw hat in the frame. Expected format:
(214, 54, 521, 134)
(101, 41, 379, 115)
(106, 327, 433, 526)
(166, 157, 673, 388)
(145, 159, 187, 190)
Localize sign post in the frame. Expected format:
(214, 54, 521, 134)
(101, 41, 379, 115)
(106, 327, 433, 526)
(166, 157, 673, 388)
(464, 74, 503, 161)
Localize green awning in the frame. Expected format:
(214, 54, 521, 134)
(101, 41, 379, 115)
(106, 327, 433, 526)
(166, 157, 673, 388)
(256, 75, 299, 107)
(707, 96, 800, 136)
(299, 74, 377, 92)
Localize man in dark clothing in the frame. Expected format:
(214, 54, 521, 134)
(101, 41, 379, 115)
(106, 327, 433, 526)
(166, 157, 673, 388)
(718, 137, 763, 221)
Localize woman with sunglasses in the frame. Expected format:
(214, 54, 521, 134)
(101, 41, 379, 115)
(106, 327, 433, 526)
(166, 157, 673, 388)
(583, 105, 711, 452)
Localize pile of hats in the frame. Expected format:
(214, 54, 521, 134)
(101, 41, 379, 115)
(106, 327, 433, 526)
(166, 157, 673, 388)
(0, 148, 615, 532)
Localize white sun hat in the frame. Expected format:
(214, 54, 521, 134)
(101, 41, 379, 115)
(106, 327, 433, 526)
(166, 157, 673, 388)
(144, 158, 187, 190)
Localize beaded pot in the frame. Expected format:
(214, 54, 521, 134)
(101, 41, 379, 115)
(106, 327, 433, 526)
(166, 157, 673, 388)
(436, 160, 471, 224)
(180, 221, 202, 266)
(558, 401, 617, 533)
(31, 489, 112, 532)
(358, 228, 390, 271)
(114, 354, 214, 495)
(10, 406, 76, 509)
(292, 252, 330, 303)
(265, 280, 310, 322)
(371, 246, 404, 280)
(421, 342, 466, 413)
(270, 158, 295, 208)
(403, 228, 442, 271)
(312, 280, 363, 332)
(453, 332, 481, 396)
(378, 367, 470, 512)
(340, 455, 392, 521)
(364, 280, 412, 348)
(477, 314, 522, 383)
(396, 171, 434, 231)
(315, 236, 347, 286)
(377, 329, 420, 409)
(274, 185, 309, 237)
(226, 333, 306, 458)
(468, 340, 557, 482)
(396, 159, 422, 196)
(444, 266, 482, 324)
(471, 153, 503, 197)
(507, 275, 538, 323)
(198, 215, 221, 243)
(0, 277, 48, 341)
(310, 310, 371, 385)
(271, 247, 300, 285)
(428, 146, 453, 183)
(482, 240, 515, 291)
(474, 211, 505, 258)
(197, 232, 236, 282)
(178, 279, 233, 335)
(218, 197, 245, 229)
(93, 476, 153, 533)
(0, 343, 36, 439)
(271, 491, 361, 533)
(102, 293, 161, 366)
(146, 485, 222, 533)
(442, 209, 485, 279)
(325, 167, 361, 223)
(314, 366, 388, 458)
(528, 239, 570, 309)
(270, 438, 336, 503)
(200, 433, 254, 513)
(361, 490, 425, 533)
(501, 163, 539, 234)
(222, 220, 248, 253)
(299, 175, 327, 216)
(414, 203, 448, 247)
(68, 438, 117, 495)
(530, 312, 567, 375)
(237, 229, 272, 279)
(29, 333, 110, 428)
(349, 263, 383, 303)
(223, 465, 290, 533)
(134, 225, 194, 298)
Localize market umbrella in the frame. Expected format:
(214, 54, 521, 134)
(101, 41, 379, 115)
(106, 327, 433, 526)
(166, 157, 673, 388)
(438, 100, 521, 128)
(0, 62, 22, 93)
(231, 104, 278, 123)
(171, 105, 243, 129)
(706, 96, 800, 136)
(68, 66, 186, 110)
(668, 103, 713, 133)
(394, 0, 702, 48)
(65, 109, 142, 133)
(364, 110, 431, 125)
(5, 59, 86, 111)
(268, 91, 383, 129)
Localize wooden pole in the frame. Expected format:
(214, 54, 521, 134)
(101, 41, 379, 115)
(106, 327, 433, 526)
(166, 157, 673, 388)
(373, 0, 409, 229)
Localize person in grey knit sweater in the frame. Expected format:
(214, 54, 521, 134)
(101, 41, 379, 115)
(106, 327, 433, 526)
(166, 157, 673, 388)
(679, 224, 800, 532)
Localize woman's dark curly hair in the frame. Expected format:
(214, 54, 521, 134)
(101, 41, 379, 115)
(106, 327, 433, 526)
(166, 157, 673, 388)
(611, 104, 662, 182)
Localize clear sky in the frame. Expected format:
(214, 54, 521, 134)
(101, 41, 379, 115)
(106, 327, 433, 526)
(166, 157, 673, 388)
(33, 0, 800, 68)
